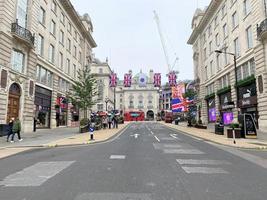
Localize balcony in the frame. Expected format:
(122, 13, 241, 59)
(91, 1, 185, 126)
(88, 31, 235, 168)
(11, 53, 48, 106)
(11, 22, 34, 47)
(257, 18, 267, 40)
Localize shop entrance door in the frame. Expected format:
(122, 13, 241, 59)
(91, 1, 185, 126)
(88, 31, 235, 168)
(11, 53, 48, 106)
(7, 83, 21, 122)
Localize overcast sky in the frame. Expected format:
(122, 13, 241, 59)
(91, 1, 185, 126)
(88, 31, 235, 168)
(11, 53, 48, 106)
(72, 0, 211, 82)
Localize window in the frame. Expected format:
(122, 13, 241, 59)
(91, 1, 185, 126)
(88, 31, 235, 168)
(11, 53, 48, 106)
(231, 0, 237, 5)
(246, 26, 253, 49)
(209, 41, 213, 54)
(205, 66, 208, 80)
(16, 0, 28, 28)
(215, 33, 220, 46)
(232, 12, 239, 29)
(243, 0, 251, 16)
(99, 68, 103, 74)
(216, 53, 221, 71)
(36, 65, 53, 87)
(203, 33, 206, 43)
(234, 37, 240, 57)
(203, 48, 207, 60)
(48, 44, 55, 63)
(74, 31, 78, 41)
(50, 20, 56, 35)
(224, 47, 229, 66)
(67, 22, 72, 33)
(79, 51, 82, 63)
(210, 60, 214, 76)
(51, 0, 57, 14)
(73, 64, 76, 78)
(221, 4, 226, 18)
(73, 45, 77, 58)
(38, 7, 46, 25)
(67, 38, 71, 51)
(223, 23, 228, 38)
(37, 34, 44, 56)
(214, 15, 218, 27)
(11, 49, 24, 73)
(219, 74, 230, 89)
(67, 59, 70, 74)
(206, 83, 215, 95)
(59, 30, 64, 45)
(60, 12, 65, 24)
(265, 0, 267, 16)
(208, 25, 212, 37)
(237, 58, 255, 81)
(59, 52, 63, 69)
(58, 78, 69, 92)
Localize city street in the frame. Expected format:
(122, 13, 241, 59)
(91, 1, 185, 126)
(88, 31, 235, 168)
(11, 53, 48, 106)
(0, 122, 266, 200)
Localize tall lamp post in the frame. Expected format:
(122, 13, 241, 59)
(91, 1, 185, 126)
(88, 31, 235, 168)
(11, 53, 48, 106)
(215, 50, 238, 143)
(105, 97, 110, 112)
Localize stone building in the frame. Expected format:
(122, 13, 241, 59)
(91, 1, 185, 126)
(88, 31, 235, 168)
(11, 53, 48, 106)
(90, 58, 115, 112)
(116, 70, 160, 119)
(0, 0, 96, 132)
(188, 0, 267, 132)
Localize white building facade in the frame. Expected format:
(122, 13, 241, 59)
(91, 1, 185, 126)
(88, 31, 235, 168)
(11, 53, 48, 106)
(188, 0, 267, 133)
(116, 70, 160, 119)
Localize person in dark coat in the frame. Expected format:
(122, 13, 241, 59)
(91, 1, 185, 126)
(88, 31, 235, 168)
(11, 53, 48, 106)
(11, 117, 22, 142)
(6, 117, 14, 142)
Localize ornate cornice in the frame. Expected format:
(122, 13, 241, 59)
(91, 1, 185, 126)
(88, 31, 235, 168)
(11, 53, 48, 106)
(60, 0, 97, 48)
(188, 0, 222, 44)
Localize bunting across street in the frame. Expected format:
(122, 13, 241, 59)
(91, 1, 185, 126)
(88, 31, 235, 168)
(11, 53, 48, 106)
(109, 72, 117, 87)
(153, 73, 161, 87)
(168, 71, 177, 87)
(124, 73, 132, 87)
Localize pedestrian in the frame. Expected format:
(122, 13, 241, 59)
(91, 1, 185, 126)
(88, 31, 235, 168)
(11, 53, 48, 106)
(6, 117, 14, 142)
(113, 115, 118, 129)
(11, 117, 22, 142)
(108, 115, 112, 129)
(102, 116, 108, 129)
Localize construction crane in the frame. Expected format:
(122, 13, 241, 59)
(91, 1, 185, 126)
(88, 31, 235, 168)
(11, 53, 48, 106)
(153, 10, 179, 74)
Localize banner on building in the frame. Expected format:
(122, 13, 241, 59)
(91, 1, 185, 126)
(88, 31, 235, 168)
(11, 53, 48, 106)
(168, 71, 177, 87)
(171, 83, 190, 113)
(172, 83, 185, 99)
(109, 73, 117, 87)
(138, 73, 147, 87)
(124, 73, 132, 87)
(153, 73, 161, 87)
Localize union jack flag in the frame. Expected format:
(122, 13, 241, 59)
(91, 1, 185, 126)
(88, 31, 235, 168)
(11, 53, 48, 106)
(153, 73, 161, 87)
(168, 72, 177, 86)
(109, 73, 117, 87)
(124, 73, 132, 87)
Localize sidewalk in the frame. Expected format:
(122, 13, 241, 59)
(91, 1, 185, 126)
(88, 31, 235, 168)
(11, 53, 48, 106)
(0, 123, 129, 159)
(161, 122, 267, 149)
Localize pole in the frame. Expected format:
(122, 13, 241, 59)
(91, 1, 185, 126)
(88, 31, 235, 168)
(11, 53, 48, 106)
(233, 55, 238, 144)
(114, 86, 116, 111)
(106, 101, 108, 111)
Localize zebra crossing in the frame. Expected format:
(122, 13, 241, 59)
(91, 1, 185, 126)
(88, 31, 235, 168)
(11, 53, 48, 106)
(152, 133, 231, 175)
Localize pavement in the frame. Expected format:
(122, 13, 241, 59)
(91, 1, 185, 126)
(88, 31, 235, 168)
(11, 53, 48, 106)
(161, 121, 267, 149)
(0, 123, 129, 159)
(0, 122, 266, 200)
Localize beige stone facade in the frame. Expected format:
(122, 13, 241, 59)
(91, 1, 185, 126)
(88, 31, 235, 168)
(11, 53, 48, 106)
(116, 70, 160, 119)
(0, 0, 96, 132)
(188, 0, 267, 132)
(90, 58, 115, 112)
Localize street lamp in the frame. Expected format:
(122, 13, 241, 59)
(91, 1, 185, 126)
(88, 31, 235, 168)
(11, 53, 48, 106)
(215, 50, 238, 144)
(105, 97, 110, 112)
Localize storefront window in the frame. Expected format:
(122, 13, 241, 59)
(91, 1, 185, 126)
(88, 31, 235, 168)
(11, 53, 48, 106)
(56, 96, 68, 127)
(207, 98, 216, 122)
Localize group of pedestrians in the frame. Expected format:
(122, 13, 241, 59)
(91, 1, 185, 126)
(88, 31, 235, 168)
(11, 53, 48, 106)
(6, 117, 22, 143)
(102, 115, 118, 129)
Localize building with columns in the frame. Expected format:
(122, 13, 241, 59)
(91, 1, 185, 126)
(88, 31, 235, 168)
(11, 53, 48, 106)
(0, 0, 96, 132)
(115, 70, 160, 119)
(188, 0, 267, 133)
(90, 58, 115, 112)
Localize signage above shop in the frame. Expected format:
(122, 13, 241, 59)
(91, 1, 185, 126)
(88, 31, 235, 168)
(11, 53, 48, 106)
(221, 102, 235, 110)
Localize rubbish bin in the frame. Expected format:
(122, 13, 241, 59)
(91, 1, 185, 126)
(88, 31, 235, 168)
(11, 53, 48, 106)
(0, 124, 9, 137)
(175, 119, 179, 125)
(215, 123, 224, 135)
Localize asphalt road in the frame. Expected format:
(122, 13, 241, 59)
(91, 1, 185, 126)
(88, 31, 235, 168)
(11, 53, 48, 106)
(0, 122, 266, 200)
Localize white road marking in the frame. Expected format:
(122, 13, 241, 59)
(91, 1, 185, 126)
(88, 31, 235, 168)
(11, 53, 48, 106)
(150, 131, 154, 135)
(130, 134, 140, 139)
(74, 193, 152, 200)
(0, 161, 75, 187)
(163, 149, 205, 154)
(170, 134, 181, 140)
(110, 155, 126, 160)
(154, 136, 160, 142)
(181, 166, 228, 174)
(176, 159, 231, 165)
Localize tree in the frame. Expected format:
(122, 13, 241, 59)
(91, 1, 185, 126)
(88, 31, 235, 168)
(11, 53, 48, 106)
(68, 66, 98, 119)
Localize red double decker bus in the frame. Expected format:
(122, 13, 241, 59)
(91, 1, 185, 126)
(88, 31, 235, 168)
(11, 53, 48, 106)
(124, 111, 145, 121)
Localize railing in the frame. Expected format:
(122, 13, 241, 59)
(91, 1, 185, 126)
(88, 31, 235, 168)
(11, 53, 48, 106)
(257, 18, 267, 39)
(11, 22, 34, 46)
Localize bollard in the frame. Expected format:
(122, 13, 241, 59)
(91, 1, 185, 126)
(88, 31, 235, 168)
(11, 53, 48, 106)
(232, 127, 236, 144)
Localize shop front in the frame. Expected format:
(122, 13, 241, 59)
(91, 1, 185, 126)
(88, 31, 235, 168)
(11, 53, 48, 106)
(56, 95, 68, 127)
(238, 82, 259, 128)
(34, 85, 52, 129)
(207, 98, 216, 123)
(219, 92, 234, 125)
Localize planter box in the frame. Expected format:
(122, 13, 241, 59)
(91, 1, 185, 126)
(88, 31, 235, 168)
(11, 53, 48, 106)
(80, 125, 89, 133)
(227, 128, 242, 138)
(194, 124, 207, 129)
(215, 124, 224, 135)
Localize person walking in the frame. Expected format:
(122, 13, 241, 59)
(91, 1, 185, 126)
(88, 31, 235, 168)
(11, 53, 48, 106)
(108, 115, 112, 129)
(102, 116, 108, 129)
(6, 117, 14, 142)
(11, 117, 22, 142)
(113, 115, 118, 129)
